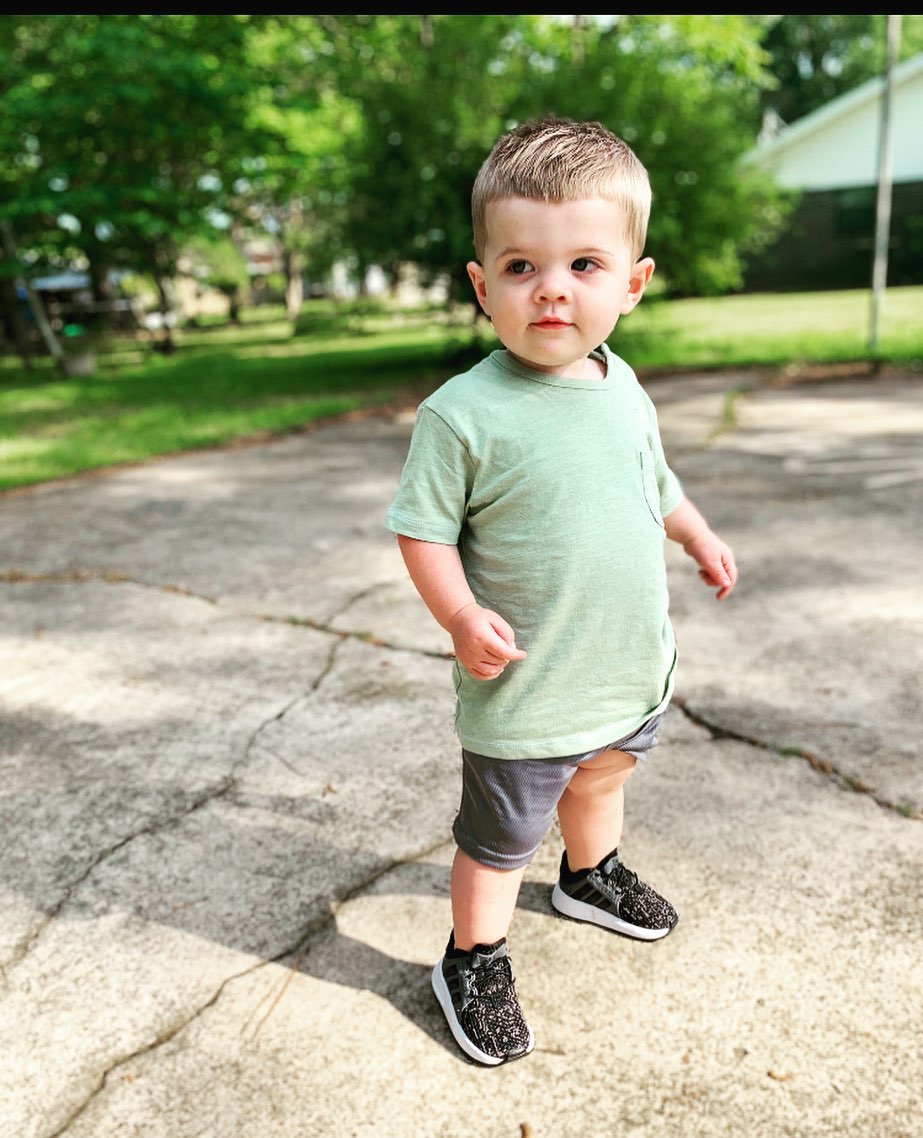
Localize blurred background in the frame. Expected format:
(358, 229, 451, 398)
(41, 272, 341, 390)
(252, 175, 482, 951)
(1, 14, 920, 489)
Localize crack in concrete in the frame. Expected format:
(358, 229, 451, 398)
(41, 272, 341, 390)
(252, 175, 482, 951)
(39, 834, 453, 1137)
(278, 609, 452, 662)
(3, 652, 345, 979)
(673, 696, 919, 820)
(0, 568, 217, 601)
(6, 649, 358, 1135)
(0, 778, 235, 981)
(323, 580, 390, 626)
(0, 568, 454, 661)
(233, 636, 344, 783)
(309, 635, 344, 694)
(4, 568, 916, 821)
(2, 625, 353, 979)
(40, 955, 267, 1138)
(5, 568, 913, 985)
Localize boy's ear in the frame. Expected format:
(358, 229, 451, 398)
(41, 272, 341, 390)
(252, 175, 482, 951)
(620, 256, 655, 315)
(467, 260, 490, 315)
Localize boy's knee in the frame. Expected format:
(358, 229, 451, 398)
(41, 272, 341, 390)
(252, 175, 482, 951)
(567, 749, 637, 795)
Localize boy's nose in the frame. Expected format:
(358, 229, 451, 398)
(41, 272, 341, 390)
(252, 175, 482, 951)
(534, 270, 570, 302)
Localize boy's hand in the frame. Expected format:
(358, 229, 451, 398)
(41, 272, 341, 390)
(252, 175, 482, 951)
(447, 604, 527, 681)
(683, 532, 738, 601)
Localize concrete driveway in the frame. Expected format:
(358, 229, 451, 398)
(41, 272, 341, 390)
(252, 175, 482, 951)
(1, 364, 920, 1138)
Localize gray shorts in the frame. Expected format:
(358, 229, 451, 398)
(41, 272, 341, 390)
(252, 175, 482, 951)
(453, 712, 665, 871)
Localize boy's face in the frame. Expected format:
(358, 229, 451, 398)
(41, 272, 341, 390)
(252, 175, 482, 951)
(467, 197, 654, 378)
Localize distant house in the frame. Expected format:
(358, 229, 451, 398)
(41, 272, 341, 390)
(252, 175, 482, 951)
(26, 270, 140, 332)
(742, 52, 923, 292)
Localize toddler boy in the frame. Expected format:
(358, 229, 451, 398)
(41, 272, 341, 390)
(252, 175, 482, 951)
(387, 116, 737, 1065)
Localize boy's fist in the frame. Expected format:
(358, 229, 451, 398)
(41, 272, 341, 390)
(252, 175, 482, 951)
(448, 604, 528, 680)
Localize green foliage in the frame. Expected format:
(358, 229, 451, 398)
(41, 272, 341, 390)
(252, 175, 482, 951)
(314, 15, 537, 300)
(318, 14, 789, 300)
(0, 15, 267, 288)
(182, 233, 250, 294)
(526, 14, 787, 296)
(292, 296, 390, 337)
(224, 16, 360, 290)
(1, 286, 920, 491)
(756, 15, 923, 124)
(0, 12, 918, 327)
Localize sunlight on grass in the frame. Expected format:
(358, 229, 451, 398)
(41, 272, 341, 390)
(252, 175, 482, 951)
(0, 319, 465, 490)
(1, 288, 920, 491)
(618, 286, 923, 369)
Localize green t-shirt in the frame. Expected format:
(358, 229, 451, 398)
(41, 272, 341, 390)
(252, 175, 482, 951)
(387, 344, 685, 759)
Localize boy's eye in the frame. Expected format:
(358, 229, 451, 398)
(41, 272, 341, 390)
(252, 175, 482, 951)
(505, 259, 533, 275)
(572, 257, 598, 272)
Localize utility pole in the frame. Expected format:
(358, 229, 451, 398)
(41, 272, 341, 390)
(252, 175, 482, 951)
(869, 14, 902, 353)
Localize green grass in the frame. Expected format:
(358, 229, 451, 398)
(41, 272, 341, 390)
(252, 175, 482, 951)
(1, 288, 920, 492)
(615, 284, 923, 371)
(0, 306, 475, 491)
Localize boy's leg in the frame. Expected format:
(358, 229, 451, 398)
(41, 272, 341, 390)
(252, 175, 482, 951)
(556, 746, 636, 869)
(434, 748, 570, 1065)
(450, 847, 526, 950)
(553, 747, 678, 940)
(433, 848, 533, 1066)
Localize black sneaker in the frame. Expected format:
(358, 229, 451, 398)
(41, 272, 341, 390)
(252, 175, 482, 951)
(431, 934, 535, 1066)
(551, 849, 678, 940)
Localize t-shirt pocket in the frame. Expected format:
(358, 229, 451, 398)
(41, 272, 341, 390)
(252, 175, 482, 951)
(639, 449, 665, 528)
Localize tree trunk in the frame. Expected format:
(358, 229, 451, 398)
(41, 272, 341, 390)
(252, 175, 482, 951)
(228, 286, 241, 324)
(1, 219, 64, 371)
(89, 256, 110, 306)
(0, 273, 35, 369)
(284, 247, 303, 321)
(153, 273, 176, 353)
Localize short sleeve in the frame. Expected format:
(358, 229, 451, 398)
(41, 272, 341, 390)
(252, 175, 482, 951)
(386, 404, 475, 544)
(639, 386, 684, 516)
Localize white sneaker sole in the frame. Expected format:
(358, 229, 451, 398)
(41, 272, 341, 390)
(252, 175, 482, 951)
(431, 960, 535, 1066)
(551, 883, 675, 941)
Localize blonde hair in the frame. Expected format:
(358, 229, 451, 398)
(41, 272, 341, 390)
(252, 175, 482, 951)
(471, 116, 651, 262)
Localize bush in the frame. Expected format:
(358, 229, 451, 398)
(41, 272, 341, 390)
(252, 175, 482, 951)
(292, 296, 390, 338)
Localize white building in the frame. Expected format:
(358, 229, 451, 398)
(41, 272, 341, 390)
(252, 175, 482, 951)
(743, 52, 923, 291)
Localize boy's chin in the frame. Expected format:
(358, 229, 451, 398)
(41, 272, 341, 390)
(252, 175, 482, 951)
(506, 349, 603, 379)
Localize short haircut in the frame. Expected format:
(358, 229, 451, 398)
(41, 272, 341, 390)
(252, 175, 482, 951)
(471, 116, 652, 263)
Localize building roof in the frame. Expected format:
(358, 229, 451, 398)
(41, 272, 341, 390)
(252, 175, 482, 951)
(31, 271, 91, 292)
(746, 52, 923, 191)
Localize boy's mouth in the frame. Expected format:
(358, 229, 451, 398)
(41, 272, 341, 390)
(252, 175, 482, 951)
(533, 317, 571, 329)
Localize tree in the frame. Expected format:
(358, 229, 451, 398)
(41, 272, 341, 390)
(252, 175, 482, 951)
(757, 14, 923, 125)
(181, 233, 251, 323)
(0, 15, 269, 355)
(226, 16, 361, 319)
(312, 15, 538, 304)
(326, 14, 786, 300)
(0, 11, 816, 364)
(515, 14, 785, 296)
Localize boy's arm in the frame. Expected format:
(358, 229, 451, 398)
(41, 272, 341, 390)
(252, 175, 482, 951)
(396, 534, 527, 680)
(663, 496, 738, 601)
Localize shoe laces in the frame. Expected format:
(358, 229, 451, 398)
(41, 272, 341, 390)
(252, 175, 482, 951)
(595, 855, 676, 927)
(463, 954, 530, 1052)
(598, 854, 640, 893)
(465, 951, 513, 1004)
